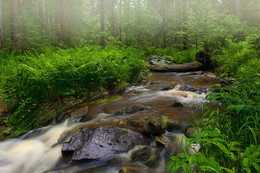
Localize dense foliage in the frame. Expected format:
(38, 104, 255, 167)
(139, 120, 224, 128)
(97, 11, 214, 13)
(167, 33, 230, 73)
(167, 37, 260, 172)
(0, 46, 146, 136)
(0, 0, 259, 51)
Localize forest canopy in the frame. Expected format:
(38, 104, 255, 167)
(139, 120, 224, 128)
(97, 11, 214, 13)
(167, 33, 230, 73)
(0, 0, 259, 51)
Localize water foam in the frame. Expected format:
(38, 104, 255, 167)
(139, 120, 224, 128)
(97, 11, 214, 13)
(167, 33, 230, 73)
(0, 113, 110, 173)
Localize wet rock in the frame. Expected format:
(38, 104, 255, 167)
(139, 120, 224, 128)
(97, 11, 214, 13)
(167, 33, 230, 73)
(155, 136, 168, 147)
(147, 81, 177, 90)
(164, 133, 200, 163)
(148, 55, 161, 60)
(192, 71, 204, 75)
(62, 126, 145, 161)
(131, 146, 152, 163)
(185, 127, 197, 138)
(166, 120, 190, 133)
(58, 105, 88, 125)
(148, 55, 173, 66)
(112, 105, 151, 116)
(179, 85, 206, 93)
(120, 110, 166, 136)
(220, 77, 235, 85)
(171, 99, 183, 107)
(64, 97, 84, 108)
(68, 105, 89, 124)
(119, 165, 144, 173)
(164, 133, 186, 163)
(70, 105, 88, 117)
(209, 87, 220, 92)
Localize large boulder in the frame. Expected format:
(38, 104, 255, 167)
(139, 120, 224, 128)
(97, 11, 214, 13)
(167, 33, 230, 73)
(119, 110, 166, 136)
(62, 126, 145, 161)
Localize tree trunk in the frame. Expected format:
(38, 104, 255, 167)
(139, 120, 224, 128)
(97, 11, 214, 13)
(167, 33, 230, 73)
(232, 0, 239, 15)
(258, 2, 260, 21)
(195, 34, 198, 51)
(38, 0, 46, 30)
(162, 1, 166, 48)
(109, 0, 116, 37)
(182, 0, 188, 50)
(60, 0, 67, 43)
(100, 0, 105, 47)
(0, 2, 3, 46)
(11, 0, 20, 48)
(148, 61, 203, 72)
(216, 0, 219, 13)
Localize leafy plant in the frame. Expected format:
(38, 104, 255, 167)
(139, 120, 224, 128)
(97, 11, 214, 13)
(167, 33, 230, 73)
(0, 46, 147, 136)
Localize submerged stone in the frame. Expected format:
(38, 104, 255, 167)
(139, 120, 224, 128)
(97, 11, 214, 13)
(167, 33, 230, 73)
(171, 99, 183, 107)
(179, 85, 206, 94)
(147, 81, 177, 90)
(112, 105, 151, 116)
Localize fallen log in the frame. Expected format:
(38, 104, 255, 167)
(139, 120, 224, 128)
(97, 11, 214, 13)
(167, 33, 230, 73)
(147, 61, 204, 72)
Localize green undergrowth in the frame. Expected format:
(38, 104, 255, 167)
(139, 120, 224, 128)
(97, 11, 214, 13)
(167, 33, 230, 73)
(144, 47, 196, 64)
(0, 46, 147, 136)
(167, 39, 260, 172)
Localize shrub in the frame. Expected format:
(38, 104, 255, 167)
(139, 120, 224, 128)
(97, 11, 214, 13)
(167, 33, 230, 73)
(0, 46, 146, 136)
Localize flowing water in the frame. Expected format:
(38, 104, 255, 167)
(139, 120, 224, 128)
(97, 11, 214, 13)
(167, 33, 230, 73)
(0, 71, 220, 173)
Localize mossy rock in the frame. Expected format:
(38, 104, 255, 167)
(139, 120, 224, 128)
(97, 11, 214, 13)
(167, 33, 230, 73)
(130, 145, 152, 163)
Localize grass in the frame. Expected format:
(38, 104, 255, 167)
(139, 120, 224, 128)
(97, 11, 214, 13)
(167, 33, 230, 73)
(0, 45, 147, 136)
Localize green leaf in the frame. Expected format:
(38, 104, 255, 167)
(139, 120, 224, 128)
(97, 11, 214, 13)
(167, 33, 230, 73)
(199, 161, 221, 173)
(242, 158, 250, 167)
(166, 161, 174, 170)
(229, 105, 246, 113)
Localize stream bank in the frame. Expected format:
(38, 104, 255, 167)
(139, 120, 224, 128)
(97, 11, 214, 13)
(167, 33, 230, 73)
(0, 70, 221, 173)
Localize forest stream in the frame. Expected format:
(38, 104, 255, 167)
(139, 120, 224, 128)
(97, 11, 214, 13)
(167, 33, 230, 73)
(0, 71, 221, 173)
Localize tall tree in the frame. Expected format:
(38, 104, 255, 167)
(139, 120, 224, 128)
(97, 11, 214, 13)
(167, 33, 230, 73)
(38, 0, 46, 30)
(162, 0, 166, 48)
(232, 0, 239, 15)
(259, 2, 260, 20)
(11, 0, 20, 48)
(182, 0, 188, 49)
(109, 0, 116, 37)
(0, 1, 3, 46)
(100, 0, 105, 47)
(60, 0, 67, 43)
